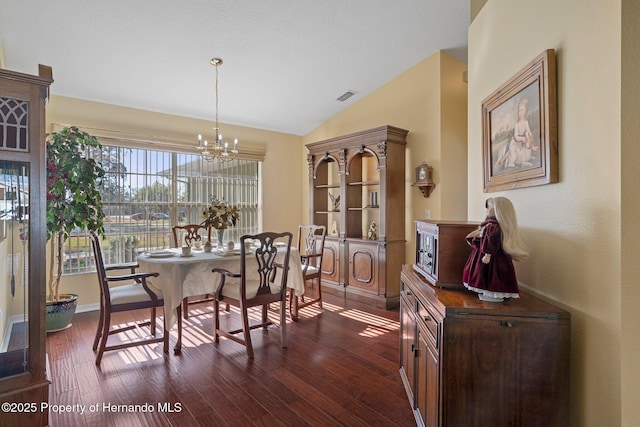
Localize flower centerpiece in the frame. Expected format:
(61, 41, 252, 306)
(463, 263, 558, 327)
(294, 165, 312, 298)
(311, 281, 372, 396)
(201, 196, 239, 249)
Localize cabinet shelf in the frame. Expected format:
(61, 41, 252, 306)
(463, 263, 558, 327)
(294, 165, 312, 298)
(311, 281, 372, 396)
(347, 236, 382, 243)
(348, 205, 379, 211)
(315, 210, 340, 214)
(348, 181, 379, 186)
(315, 183, 340, 189)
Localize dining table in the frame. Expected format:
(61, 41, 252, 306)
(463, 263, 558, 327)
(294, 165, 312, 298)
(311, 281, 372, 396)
(137, 245, 305, 353)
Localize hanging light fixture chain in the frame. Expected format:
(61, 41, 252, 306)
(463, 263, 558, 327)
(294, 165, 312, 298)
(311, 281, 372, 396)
(214, 59, 219, 139)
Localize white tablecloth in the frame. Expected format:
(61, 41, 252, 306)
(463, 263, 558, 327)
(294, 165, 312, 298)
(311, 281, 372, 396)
(137, 247, 304, 330)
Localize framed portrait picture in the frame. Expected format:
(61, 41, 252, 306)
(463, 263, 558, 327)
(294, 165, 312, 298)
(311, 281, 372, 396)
(482, 49, 558, 192)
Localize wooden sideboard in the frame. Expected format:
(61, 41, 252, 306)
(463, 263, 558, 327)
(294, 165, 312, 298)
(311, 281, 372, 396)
(400, 265, 570, 426)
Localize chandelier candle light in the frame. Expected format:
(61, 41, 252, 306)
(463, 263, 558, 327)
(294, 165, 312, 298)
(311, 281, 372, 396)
(197, 57, 239, 162)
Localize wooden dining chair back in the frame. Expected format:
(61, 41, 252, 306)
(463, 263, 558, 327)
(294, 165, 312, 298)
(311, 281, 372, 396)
(172, 224, 211, 248)
(89, 231, 168, 366)
(172, 224, 213, 319)
(212, 231, 293, 359)
(289, 224, 326, 320)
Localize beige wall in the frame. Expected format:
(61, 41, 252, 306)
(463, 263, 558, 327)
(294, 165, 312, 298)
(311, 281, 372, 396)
(469, 0, 635, 425)
(47, 95, 304, 308)
(620, 1, 640, 426)
(0, 227, 29, 349)
(0, 238, 8, 348)
(303, 51, 468, 263)
(470, 0, 488, 21)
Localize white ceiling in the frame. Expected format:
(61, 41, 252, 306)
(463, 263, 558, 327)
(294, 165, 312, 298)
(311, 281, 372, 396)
(0, 1, 469, 136)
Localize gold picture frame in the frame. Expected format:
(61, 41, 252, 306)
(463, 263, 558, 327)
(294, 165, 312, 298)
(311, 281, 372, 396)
(482, 49, 558, 192)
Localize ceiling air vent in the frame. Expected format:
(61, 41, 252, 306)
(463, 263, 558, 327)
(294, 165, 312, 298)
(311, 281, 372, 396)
(336, 90, 357, 102)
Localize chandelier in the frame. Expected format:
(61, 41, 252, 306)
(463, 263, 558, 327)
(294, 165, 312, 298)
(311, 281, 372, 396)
(197, 57, 238, 162)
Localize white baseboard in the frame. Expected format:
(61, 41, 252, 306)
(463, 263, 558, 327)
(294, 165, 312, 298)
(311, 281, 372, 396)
(76, 303, 99, 313)
(0, 319, 12, 352)
(1, 304, 99, 351)
(1, 314, 28, 352)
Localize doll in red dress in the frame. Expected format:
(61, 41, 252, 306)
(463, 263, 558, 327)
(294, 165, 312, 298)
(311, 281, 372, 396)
(463, 197, 528, 302)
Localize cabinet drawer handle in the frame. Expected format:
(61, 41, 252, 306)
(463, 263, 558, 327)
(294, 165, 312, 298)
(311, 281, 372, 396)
(500, 320, 516, 328)
(423, 316, 431, 322)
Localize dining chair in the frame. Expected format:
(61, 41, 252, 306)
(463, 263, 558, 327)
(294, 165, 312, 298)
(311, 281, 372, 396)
(289, 224, 326, 321)
(172, 224, 213, 319)
(172, 224, 211, 249)
(89, 231, 168, 366)
(212, 231, 293, 359)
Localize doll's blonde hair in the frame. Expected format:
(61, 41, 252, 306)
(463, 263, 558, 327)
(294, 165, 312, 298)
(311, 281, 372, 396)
(487, 197, 529, 262)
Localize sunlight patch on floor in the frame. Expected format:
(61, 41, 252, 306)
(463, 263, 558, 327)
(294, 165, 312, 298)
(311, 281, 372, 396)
(107, 300, 401, 354)
(173, 305, 286, 349)
(282, 301, 400, 337)
(117, 345, 164, 364)
(337, 308, 399, 338)
(106, 321, 165, 364)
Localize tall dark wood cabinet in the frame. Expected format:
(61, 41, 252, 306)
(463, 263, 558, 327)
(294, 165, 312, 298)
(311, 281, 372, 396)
(306, 125, 407, 309)
(0, 66, 53, 427)
(400, 265, 570, 427)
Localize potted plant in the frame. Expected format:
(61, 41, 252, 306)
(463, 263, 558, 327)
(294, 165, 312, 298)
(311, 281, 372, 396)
(201, 196, 239, 250)
(46, 126, 105, 331)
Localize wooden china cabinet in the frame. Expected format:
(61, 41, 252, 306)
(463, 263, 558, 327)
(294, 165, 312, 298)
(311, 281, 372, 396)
(0, 66, 52, 427)
(306, 125, 407, 309)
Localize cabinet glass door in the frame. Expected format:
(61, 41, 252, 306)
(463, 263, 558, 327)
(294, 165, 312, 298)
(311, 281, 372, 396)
(0, 161, 30, 378)
(313, 159, 340, 235)
(347, 152, 380, 239)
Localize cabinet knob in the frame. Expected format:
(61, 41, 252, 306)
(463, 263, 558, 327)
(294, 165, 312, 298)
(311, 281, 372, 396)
(423, 316, 431, 322)
(500, 320, 516, 328)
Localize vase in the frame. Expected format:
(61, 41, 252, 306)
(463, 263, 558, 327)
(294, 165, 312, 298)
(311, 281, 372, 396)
(203, 239, 212, 252)
(216, 229, 225, 250)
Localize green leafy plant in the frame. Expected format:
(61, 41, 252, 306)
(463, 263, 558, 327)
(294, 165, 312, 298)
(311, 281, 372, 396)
(201, 196, 239, 230)
(46, 126, 105, 301)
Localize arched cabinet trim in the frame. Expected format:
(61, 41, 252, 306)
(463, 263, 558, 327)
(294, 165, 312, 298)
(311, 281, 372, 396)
(309, 152, 341, 179)
(345, 145, 380, 176)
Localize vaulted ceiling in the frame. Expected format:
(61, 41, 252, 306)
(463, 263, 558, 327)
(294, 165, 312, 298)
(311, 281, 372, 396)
(0, 1, 469, 135)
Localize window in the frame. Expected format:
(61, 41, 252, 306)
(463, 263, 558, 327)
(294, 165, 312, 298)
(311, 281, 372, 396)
(62, 144, 260, 274)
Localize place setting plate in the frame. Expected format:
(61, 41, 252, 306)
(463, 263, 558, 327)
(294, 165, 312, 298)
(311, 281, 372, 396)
(146, 250, 175, 258)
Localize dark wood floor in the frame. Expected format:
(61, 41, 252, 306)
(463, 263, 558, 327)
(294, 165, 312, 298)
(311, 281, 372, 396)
(46, 293, 416, 427)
